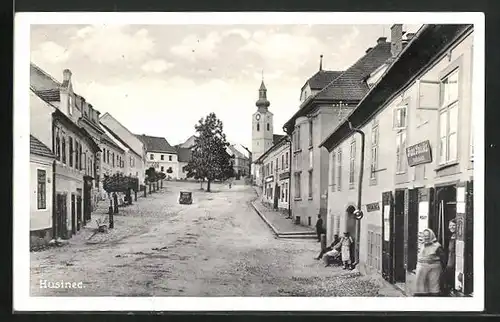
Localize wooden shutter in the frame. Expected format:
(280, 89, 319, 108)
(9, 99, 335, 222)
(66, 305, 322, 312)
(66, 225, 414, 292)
(464, 180, 474, 295)
(407, 188, 419, 272)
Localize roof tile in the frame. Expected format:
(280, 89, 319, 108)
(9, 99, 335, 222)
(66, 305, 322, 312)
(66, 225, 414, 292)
(30, 135, 55, 158)
(136, 134, 177, 154)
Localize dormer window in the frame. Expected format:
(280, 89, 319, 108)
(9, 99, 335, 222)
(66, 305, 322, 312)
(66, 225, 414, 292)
(68, 95, 73, 115)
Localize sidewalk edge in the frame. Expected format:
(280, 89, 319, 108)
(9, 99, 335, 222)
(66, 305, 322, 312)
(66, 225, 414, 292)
(250, 201, 280, 237)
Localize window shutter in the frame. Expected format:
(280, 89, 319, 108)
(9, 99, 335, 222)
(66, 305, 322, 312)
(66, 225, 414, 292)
(407, 188, 419, 272)
(464, 180, 474, 295)
(417, 80, 440, 110)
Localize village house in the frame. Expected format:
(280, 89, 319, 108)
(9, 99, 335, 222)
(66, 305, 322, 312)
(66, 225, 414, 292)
(254, 136, 291, 212)
(136, 134, 179, 179)
(29, 135, 55, 247)
(30, 64, 101, 242)
(226, 144, 251, 179)
(319, 24, 474, 297)
(283, 35, 394, 228)
(99, 112, 146, 185)
(175, 145, 192, 180)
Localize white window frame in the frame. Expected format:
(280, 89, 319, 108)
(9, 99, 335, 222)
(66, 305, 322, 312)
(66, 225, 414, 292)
(439, 68, 460, 165)
(370, 122, 379, 181)
(37, 169, 47, 210)
(336, 148, 342, 191)
(393, 104, 407, 130)
(349, 139, 356, 186)
(396, 131, 407, 174)
(294, 172, 301, 199)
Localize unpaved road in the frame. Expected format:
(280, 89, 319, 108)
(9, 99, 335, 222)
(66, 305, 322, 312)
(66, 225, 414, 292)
(30, 181, 388, 297)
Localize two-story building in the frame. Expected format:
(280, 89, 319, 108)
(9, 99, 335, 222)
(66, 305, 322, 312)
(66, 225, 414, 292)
(283, 35, 394, 228)
(254, 136, 291, 212)
(175, 146, 192, 180)
(227, 144, 250, 179)
(100, 112, 146, 185)
(30, 64, 100, 241)
(136, 134, 179, 179)
(319, 24, 474, 297)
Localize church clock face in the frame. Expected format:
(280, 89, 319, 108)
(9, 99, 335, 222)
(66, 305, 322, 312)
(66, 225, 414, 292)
(255, 114, 261, 121)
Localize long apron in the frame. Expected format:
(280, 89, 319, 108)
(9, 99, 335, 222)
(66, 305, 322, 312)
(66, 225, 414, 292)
(415, 262, 442, 294)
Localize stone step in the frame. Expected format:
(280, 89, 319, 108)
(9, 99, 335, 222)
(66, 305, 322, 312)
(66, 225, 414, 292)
(279, 231, 316, 236)
(278, 234, 318, 240)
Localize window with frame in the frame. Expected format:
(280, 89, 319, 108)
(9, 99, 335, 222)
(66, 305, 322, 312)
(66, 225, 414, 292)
(285, 152, 289, 169)
(439, 69, 459, 164)
(79, 145, 82, 170)
(169, 155, 172, 161)
(102, 148, 106, 163)
(69, 137, 73, 167)
(267, 123, 270, 131)
(112, 152, 115, 167)
(370, 123, 379, 180)
(295, 126, 301, 150)
(150, 154, 154, 160)
(161, 155, 164, 160)
(161, 166, 164, 172)
(309, 119, 313, 147)
(55, 134, 61, 161)
(107, 150, 110, 164)
(62, 137, 66, 164)
(276, 158, 279, 172)
(271, 161, 273, 174)
(308, 170, 313, 198)
(75, 141, 79, 169)
(393, 105, 407, 130)
(68, 96, 73, 115)
(281, 154, 284, 170)
(331, 151, 336, 192)
(396, 131, 407, 173)
(285, 183, 288, 202)
(367, 230, 382, 271)
(294, 172, 301, 198)
(336, 149, 342, 191)
(349, 140, 356, 185)
(37, 169, 46, 209)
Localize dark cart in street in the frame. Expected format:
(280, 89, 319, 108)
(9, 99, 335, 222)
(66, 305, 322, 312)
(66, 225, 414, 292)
(179, 191, 193, 205)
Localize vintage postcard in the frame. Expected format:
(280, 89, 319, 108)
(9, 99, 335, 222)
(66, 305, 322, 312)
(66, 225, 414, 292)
(13, 12, 485, 312)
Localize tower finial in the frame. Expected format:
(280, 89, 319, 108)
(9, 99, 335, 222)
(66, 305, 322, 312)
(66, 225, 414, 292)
(319, 55, 323, 71)
(261, 69, 264, 82)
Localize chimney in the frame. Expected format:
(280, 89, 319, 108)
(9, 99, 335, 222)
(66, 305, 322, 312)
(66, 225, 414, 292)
(391, 24, 403, 57)
(377, 37, 387, 44)
(319, 54, 323, 71)
(365, 47, 373, 54)
(63, 69, 72, 82)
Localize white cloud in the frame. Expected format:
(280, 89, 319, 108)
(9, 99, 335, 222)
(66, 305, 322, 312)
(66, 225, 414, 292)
(141, 59, 174, 73)
(222, 28, 252, 40)
(72, 25, 156, 64)
(340, 26, 360, 50)
(170, 32, 223, 61)
(239, 32, 323, 71)
(31, 41, 70, 64)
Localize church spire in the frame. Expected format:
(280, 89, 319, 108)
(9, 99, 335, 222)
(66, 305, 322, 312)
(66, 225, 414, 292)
(256, 71, 270, 110)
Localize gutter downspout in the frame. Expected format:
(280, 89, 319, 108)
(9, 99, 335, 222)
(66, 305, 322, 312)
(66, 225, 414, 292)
(348, 120, 365, 265)
(287, 135, 292, 219)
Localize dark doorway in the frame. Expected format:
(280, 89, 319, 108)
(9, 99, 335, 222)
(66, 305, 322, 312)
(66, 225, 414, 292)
(406, 188, 420, 273)
(274, 184, 280, 209)
(83, 178, 92, 225)
(393, 189, 406, 284)
(56, 193, 67, 239)
(433, 185, 457, 254)
(381, 191, 393, 283)
(71, 194, 76, 235)
(345, 205, 356, 237)
(76, 194, 82, 231)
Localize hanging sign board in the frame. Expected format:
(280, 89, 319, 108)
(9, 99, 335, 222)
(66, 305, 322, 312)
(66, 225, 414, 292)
(366, 202, 380, 212)
(406, 140, 433, 167)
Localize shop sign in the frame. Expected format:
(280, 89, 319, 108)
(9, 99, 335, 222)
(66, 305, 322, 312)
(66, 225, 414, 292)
(279, 171, 290, 180)
(265, 175, 274, 183)
(406, 140, 432, 167)
(366, 202, 380, 212)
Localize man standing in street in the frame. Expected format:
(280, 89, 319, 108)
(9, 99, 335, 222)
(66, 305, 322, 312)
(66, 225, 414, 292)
(315, 214, 325, 242)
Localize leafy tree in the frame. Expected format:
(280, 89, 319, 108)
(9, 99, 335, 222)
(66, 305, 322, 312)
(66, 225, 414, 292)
(185, 112, 234, 192)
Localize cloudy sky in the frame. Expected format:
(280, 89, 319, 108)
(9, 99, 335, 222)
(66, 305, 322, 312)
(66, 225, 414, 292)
(30, 24, 421, 148)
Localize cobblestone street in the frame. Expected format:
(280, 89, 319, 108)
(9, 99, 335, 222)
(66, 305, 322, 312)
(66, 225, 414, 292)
(30, 181, 401, 297)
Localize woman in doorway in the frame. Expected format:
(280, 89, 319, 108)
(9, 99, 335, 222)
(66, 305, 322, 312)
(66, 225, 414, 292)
(415, 228, 446, 296)
(443, 219, 457, 296)
(340, 232, 354, 270)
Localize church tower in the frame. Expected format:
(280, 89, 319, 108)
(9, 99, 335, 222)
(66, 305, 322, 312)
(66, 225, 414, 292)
(252, 78, 274, 164)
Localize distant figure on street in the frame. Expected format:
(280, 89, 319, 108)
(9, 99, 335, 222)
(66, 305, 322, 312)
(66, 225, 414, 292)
(414, 228, 446, 296)
(315, 214, 325, 242)
(340, 232, 354, 270)
(316, 234, 340, 260)
(443, 219, 457, 296)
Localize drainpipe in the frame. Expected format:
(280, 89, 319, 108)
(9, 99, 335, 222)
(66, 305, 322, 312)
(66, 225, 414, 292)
(284, 127, 292, 219)
(348, 120, 365, 265)
(52, 160, 57, 240)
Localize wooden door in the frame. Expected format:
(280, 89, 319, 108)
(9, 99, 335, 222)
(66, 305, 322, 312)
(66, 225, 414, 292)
(56, 194, 67, 239)
(381, 191, 394, 282)
(71, 194, 76, 235)
(77, 195, 82, 231)
(393, 189, 406, 283)
(274, 184, 279, 209)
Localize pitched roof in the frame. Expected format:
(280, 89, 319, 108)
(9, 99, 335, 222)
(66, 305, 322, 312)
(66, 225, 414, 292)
(101, 132, 125, 153)
(273, 134, 286, 144)
(315, 41, 392, 101)
(227, 145, 247, 160)
(254, 136, 290, 164)
(100, 122, 142, 159)
(136, 134, 177, 154)
(319, 24, 472, 151)
(304, 70, 343, 90)
(176, 146, 192, 162)
(30, 135, 55, 159)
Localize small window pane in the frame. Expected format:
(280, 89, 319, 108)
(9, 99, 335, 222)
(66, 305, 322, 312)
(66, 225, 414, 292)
(449, 133, 457, 161)
(449, 103, 458, 134)
(440, 137, 447, 163)
(440, 111, 447, 137)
